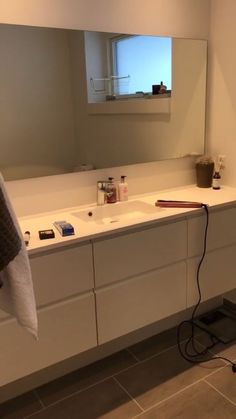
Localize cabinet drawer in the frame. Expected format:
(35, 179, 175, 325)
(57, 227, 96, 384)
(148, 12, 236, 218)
(93, 220, 187, 287)
(30, 243, 94, 306)
(188, 206, 236, 257)
(96, 262, 186, 344)
(0, 293, 97, 387)
(187, 245, 236, 307)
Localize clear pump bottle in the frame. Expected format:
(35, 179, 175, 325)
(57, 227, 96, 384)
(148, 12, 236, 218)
(118, 176, 128, 201)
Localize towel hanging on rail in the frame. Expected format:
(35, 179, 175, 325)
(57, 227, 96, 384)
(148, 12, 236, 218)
(0, 188, 22, 273)
(0, 173, 38, 339)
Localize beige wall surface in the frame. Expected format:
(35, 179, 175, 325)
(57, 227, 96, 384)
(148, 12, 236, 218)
(0, 0, 210, 39)
(207, 0, 236, 185)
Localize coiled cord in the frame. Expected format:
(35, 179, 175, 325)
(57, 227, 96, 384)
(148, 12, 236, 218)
(177, 204, 236, 373)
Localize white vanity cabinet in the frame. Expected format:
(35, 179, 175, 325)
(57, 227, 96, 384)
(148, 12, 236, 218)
(30, 243, 94, 306)
(0, 242, 97, 387)
(93, 219, 188, 344)
(1, 198, 236, 391)
(187, 206, 236, 306)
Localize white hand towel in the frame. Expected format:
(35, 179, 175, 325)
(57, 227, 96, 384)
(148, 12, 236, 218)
(0, 174, 38, 339)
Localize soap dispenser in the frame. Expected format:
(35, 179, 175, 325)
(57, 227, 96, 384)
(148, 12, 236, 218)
(118, 176, 128, 201)
(106, 177, 117, 203)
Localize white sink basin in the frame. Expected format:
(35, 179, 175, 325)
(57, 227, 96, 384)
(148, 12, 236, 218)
(72, 200, 157, 225)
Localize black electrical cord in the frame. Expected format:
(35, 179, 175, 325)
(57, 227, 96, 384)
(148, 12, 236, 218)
(177, 204, 236, 373)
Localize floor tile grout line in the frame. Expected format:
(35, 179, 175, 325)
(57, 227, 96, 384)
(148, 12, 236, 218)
(23, 373, 146, 419)
(204, 379, 236, 407)
(27, 376, 114, 413)
(24, 347, 176, 414)
(23, 338, 196, 413)
(21, 337, 227, 415)
(23, 363, 233, 419)
(195, 337, 228, 357)
(20, 335, 231, 417)
(33, 389, 46, 409)
(125, 330, 204, 366)
(195, 337, 234, 365)
(126, 347, 141, 363)
(113, 376, 145, 413)
(111, 341, 192, 379)
(197, 363, 230, 380)
(125, 343, 180, 365)
(130, 379, 207, 418)
(130, 363, 229, 419)
(115, 338, 196, 372)
(23, 406, 48, 419)
(116, 335, 222, 375)
(21, 343, 184, 418)
(24, 363, 229, 419)
(22, 393, 47, 419)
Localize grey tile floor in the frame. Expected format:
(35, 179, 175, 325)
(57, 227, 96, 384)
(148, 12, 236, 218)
(1, 327, 236, 419)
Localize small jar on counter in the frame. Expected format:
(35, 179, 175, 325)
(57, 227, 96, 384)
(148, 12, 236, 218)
(212, 171, 221, 190)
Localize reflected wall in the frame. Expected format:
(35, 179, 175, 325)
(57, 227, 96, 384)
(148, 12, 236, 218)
(0, 24, 207, 180)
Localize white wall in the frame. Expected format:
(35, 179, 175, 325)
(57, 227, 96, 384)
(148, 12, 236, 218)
(84, 31, 109, 103)
(1, 0, 211, 216)
(207, 0, 236, 185)
(0, 0, 210, 38)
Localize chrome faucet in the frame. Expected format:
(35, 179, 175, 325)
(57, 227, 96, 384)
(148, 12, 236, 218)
(97, 181, 108, 205)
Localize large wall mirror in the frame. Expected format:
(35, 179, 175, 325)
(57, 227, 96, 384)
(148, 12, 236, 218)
(0, 23, 207, 181)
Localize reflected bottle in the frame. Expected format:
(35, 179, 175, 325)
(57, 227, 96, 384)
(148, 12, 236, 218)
(159, 81, 167, 94)
(118, 176, 128, 201)
(106, 177, 117, 203)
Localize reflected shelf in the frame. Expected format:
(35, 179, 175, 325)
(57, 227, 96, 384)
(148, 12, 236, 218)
(87, 96, 171, 115)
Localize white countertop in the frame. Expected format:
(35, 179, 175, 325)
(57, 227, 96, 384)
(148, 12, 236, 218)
(19, 185, 236, 255)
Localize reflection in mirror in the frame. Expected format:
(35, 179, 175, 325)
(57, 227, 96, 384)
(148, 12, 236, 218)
(85, 33, 172, 102)
(0, 23, 207, 181)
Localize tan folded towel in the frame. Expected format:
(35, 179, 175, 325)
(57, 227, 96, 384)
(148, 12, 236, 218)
(0, 174, 38, 339)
